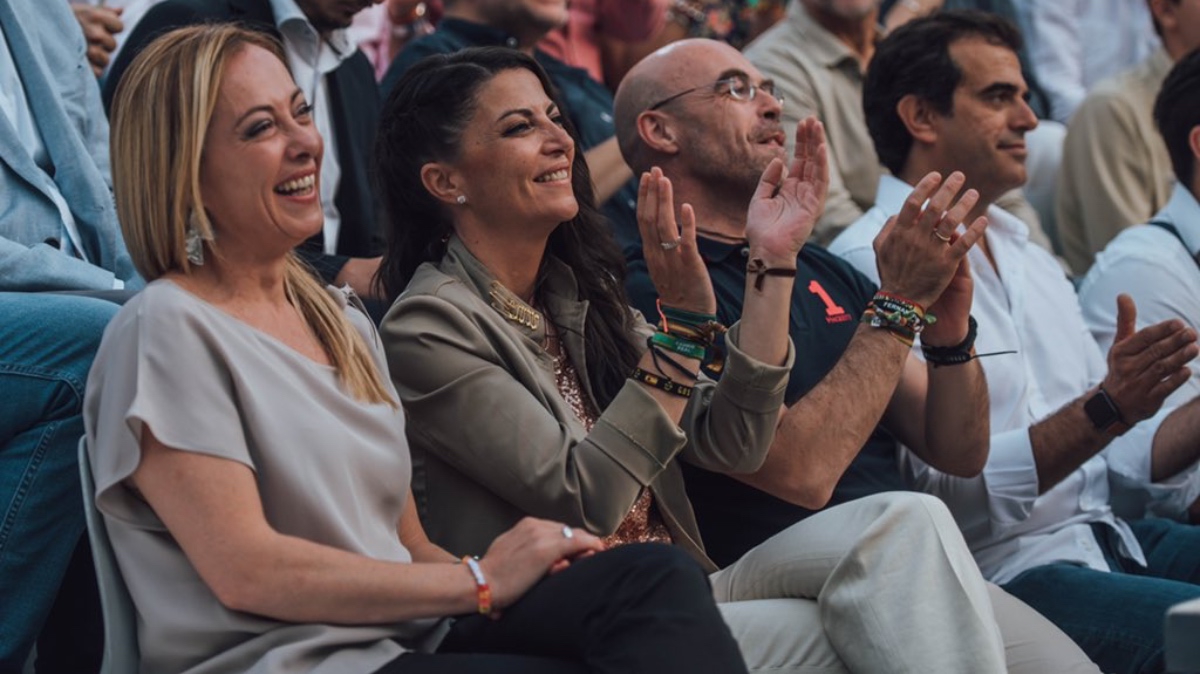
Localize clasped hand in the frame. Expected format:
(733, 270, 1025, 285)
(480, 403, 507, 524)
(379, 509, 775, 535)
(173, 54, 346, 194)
(873, 171, 987, 347)
(636, 117, 829, 314)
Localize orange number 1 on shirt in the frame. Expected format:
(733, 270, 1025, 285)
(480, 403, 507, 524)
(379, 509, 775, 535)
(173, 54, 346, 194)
(808, 280, 846, 317)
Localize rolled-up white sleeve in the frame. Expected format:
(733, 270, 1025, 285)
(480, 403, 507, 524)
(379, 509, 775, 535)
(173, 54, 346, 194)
(1105, 409, 1200, 520)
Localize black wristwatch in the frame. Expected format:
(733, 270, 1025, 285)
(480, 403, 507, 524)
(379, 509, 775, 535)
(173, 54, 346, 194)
(1084, 387, 1127, 434)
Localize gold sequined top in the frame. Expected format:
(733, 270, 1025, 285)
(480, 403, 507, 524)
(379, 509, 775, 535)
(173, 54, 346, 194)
(549, 331, 673, 548)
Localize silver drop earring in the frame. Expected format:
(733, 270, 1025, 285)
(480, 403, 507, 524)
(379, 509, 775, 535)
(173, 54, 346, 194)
(186, 210, 206, 266)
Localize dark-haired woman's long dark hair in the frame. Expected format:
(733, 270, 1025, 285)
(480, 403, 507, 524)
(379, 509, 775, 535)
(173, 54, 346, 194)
(373, 47, 641, 408)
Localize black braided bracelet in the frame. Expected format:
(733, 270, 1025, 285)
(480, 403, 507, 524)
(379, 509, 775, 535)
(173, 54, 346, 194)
(921, 315, 978, 367)
(630, 367, 694, 398)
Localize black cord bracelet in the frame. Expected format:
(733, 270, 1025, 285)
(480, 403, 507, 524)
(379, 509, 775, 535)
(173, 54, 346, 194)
(630, 367, 694, 398)
(921, 315, 978, 367)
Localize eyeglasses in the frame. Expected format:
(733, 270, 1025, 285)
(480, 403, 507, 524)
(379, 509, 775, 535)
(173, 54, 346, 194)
(646, 74, 784, 111)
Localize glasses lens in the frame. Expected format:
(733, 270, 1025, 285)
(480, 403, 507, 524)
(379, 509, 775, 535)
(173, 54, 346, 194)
(726, 75, 752, 101)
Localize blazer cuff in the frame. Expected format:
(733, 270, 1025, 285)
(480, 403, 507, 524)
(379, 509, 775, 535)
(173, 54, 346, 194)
(592, 383, 688, 484)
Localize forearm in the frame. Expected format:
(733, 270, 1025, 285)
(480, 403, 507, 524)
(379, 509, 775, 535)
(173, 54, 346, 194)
(214, 533, 478, 624)
(920, 359, 990, 477)
(1029, 390, 1115, 493)
(736, 325, 909, 507)
(583, 138, 634, 204)
(734, 249, 795, 367)
(1151, 396, 1200, 482)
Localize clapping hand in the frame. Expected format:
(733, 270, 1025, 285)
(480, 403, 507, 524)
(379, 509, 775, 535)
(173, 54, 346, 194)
(1101, 294, 1197, 426)
(743, 117, 829, 265)
(873, 171, 987, 344)
(636, 167, 717, 315)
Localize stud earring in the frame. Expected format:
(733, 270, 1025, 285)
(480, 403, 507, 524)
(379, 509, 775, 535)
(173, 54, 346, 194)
(185, 210, 207, 266)
(456, 195, 467, 205)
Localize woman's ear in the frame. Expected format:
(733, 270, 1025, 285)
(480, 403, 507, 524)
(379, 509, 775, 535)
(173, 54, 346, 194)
(420, 161, 465, 206)
(896, 93, 940, 146)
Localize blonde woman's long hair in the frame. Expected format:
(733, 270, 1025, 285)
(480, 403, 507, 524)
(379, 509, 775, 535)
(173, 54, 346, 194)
(110, 24, 395, 406)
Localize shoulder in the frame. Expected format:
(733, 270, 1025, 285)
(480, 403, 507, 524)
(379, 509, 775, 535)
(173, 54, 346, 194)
(1083, 225, 1191, 289)
(381, 264, 494, 347)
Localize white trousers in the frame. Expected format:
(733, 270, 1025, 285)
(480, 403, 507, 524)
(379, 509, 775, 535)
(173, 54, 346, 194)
(710, 492, 1099, 674)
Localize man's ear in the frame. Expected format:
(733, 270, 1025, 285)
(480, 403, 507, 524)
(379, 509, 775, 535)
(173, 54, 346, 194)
(419, 161, 463, 206)
(636, 110, 681, 156)
(1149, 0, 1179, 34)
(896, 93, 940, 146)
(1189, 125, 1200, 162)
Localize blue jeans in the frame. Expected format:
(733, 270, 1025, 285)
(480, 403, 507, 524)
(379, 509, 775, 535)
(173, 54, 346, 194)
(1002, 518, 1200, 674)
(0, 292, 118, 671)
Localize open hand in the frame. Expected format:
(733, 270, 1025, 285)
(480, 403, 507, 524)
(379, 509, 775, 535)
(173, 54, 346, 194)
(636, 167, 717, 314)
(744, 117, 829, 264)
(479, 517, 604, 612)
(1101, 294, 1198, 425)
(873, 171, 987, 312)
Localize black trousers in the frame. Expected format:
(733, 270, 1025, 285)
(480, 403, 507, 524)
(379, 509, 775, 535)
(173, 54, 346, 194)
(376, 543, 748, 674)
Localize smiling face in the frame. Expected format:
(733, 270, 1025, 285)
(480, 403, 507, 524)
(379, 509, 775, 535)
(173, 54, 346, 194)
(665, 42, 786, 199)
(198, 45, 325, 259)
(928, 36, 1038, 202)
(437, 67, 578, 236)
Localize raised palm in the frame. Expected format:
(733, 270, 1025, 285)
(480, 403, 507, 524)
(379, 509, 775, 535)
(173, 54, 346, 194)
(744, 117, 829, 258)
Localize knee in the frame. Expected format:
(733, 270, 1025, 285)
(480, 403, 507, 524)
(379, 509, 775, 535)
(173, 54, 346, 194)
(865, 492, 962, 538)
(601, 543, 711, 594)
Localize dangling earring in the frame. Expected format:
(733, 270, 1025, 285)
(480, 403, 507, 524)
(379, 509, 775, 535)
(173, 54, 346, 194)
(186, 210, 206, 266)
(456, 194, 467, 205)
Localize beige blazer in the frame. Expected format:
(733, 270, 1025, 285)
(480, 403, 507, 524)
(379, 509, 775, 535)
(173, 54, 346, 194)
(380, 237, 793, 572)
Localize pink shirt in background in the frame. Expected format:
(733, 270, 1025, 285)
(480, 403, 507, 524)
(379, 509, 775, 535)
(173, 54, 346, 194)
(539, 0, 668, 84)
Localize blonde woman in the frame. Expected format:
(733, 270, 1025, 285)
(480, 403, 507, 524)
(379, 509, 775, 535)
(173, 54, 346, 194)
(84, 24, 747, 674)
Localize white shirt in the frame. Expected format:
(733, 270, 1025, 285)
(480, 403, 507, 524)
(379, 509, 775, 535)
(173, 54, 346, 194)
(0, 19, 119, 285)
(830, 174, 1171, 584)
(1078, 182, 1200, 518)
(1011, 0, 1160, 124)
(270, 0, 353, 255)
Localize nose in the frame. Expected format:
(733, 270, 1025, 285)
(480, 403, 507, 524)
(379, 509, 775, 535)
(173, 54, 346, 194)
(1012, 97, 1038, 132)
(287, 117, 323, 163)
(758, 88, 782, 121)
(544, 118, 574, 156)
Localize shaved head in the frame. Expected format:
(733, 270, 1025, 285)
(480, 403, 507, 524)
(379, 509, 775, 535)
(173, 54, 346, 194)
(614, 39, 749, 174)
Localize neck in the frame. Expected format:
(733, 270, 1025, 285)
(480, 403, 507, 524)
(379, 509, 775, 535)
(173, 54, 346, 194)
(805, 2, 878, 65)
(444, 5, 543, 53)
(456, 223, 550, 303)
(672, 179, 751, 243)
(183, 252, 292, 307)
(1164, 34, 1192, 63)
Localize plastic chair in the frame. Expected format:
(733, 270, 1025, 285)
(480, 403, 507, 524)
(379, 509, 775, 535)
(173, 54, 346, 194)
(78, 437, 140, 673)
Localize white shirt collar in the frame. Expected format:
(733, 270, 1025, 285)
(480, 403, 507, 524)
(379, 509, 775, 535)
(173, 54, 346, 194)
(1153, 182, 1200, 255)
(268, 0, 354, 67)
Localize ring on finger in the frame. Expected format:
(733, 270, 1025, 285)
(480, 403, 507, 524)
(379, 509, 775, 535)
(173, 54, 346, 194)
(562, 525, 574, 539)
(660, 236, 682, 251)
(933, 230, 952, 243)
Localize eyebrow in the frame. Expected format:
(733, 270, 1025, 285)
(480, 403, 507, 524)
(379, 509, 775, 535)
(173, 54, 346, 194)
(233, 88, 304, 128)
(976, 82, 1024, 98)
(496, 101, 559, 124)
(715, 68, 750, 82)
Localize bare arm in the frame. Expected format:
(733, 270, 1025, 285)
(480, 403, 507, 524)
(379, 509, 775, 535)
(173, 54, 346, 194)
(584, 138, 635, 205)
(736, 171, 989, 505)
(1150, 397, 1200, 483)
(132, 427, 603, 623)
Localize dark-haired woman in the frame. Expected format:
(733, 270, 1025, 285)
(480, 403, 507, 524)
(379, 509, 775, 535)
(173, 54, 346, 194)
(378, 47, 1009, 673)
(86, 24, 747, 674)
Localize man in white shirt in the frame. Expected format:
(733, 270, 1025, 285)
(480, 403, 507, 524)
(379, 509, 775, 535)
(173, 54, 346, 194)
(1079, 50, 1200, 521)
(105, 0, 389, 306)
(830, 11, 1200, 674)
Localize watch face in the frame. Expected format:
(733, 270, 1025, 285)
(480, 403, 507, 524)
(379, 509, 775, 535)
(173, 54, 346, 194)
(1084, 390, 1120, 431)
